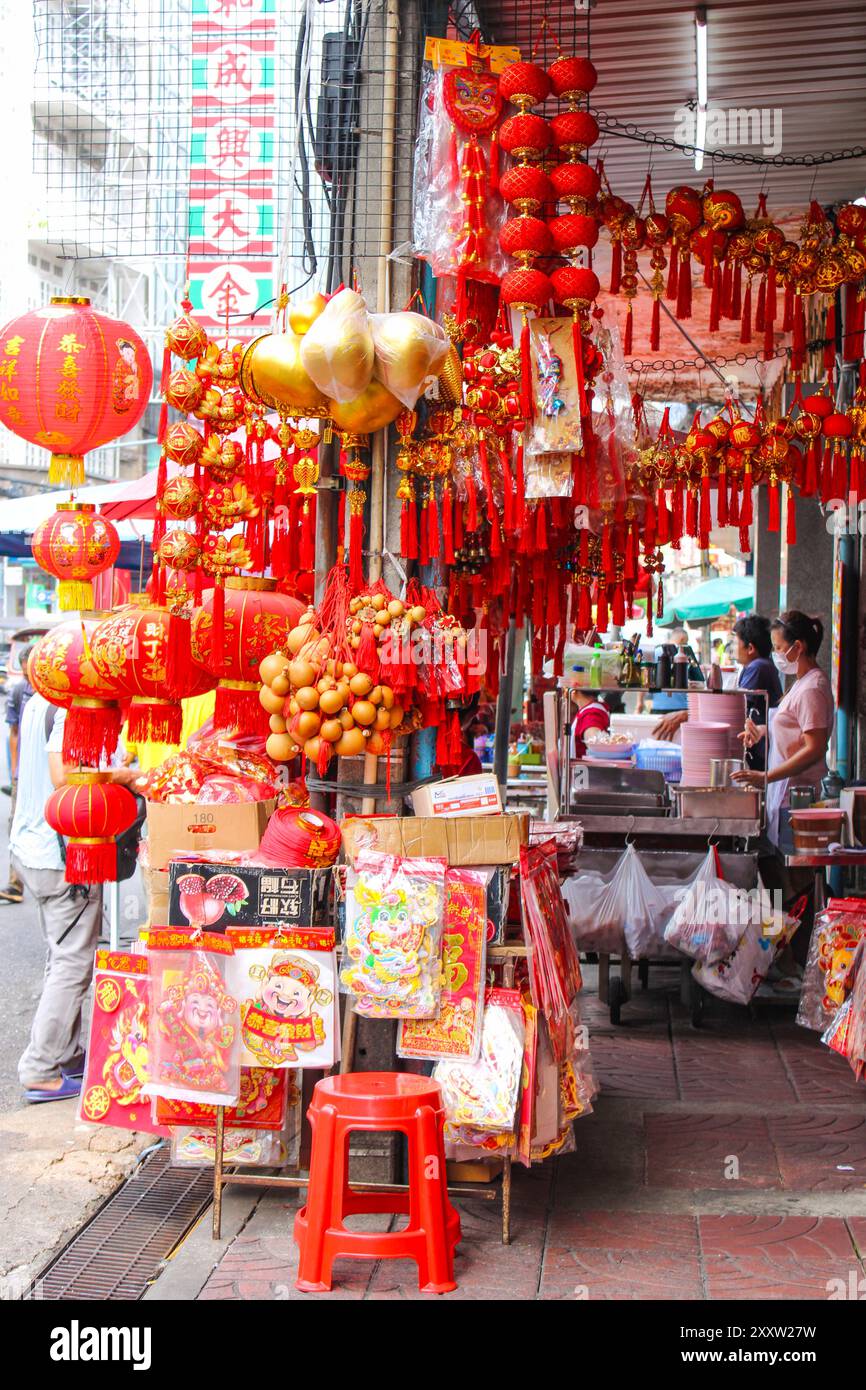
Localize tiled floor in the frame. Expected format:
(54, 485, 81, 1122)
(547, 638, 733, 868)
(194, 966, 866, 1301)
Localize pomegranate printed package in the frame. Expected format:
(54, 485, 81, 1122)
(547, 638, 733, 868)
(167, 861, 331, 929)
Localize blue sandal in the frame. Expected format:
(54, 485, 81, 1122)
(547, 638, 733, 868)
(61, 1053, 86, 1080)
(24, 1075, 82, 1104)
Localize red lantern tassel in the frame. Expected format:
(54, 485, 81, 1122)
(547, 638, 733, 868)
(577, 582, 592, 630)
(686, 487, 698, 538)
(709, 263, 721, 333)
(786, 487, 797, 544)
(731, 260, 742, 321)
(609, 239, 622, 295)
(166, 611, 192, 699)
(349, 493, 365, 591)
(299, 499, 316, 572)
(624, 302, 634, 355)
(833, 442, 849, 501)
(644, 499, 657, 553)
(214, 685, 269, 740)
(740, 278, 752, 344)
(453, 492, 464, 550)
(489, 130, 499, 193)
(699, 472, 711, 541)
(824, 297, 837, 377)
(782, 282, 794, 332)
(157, 399, 168, 446)
(210, 579, 225, 666)
(656, 488, 670, 545)
(62, 702, 122, 769)
(740, 467, 754, 528)
(755, 275, 766, 332)
(767, 480, 781, 532)
(650, 295, 661, 352)
(656, 575, 665, 619)
(401, 493, 418, 560)
(418, 494, 429, 565)
(595, 584, 609, 634)
(612, 583, 625, 627)
(427, 487, 440, 559)
(442, 486, 455, 564)
(500, 448, 514, 532)
(666, 247, 679, 301)
(535, 502, 547, 551)
(601, 522, 613, 574)
(763, 268, 776, 358)
(126, 697, 183, 747)
(721, 258, 733, 318)
(676, 250, 692, 319)
(727, 475, 740, 525)
(670, 482, 684, 545)
(820, 442, 835, 506)
(519, 312, 533, 422)
(64, 839, 120, 887)
(465, 473, 479, 533)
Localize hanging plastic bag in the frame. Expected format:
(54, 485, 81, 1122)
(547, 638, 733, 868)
(341, 852, 447, 1018)
(798, 898, 866, 1031)
(144, 930, 241, 1107)
(691, 898, 801, 1006)
(593, 844, 671, 959)
(299, 288, 375, 403)
(663, 848, 745, 964)
(369, 311, 449, 409)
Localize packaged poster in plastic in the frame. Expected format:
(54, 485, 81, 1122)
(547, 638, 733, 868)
(527, 319, 583, 458)
(78, 949, 168, 1136)
(144, 930, 241, 1107)
(798, 898, 866, 1031)
(226, 927, 339, 1069)
(153, 1066, 290, 1131)
(171, 1128, 288, 1167)
(520, 841, 582, 1062)
(398, 868, 487, 1062)
(341, 852, 447, 1018)
(435, 987, 525, 1137)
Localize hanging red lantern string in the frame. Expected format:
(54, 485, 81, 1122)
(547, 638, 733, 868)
(31, 503, 120, 613)
(45, 772, 137, 885)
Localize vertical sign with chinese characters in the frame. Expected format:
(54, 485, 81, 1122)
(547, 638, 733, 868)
(188, 0, 276, 340)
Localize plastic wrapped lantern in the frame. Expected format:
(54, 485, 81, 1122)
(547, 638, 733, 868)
(29, 617, 124, 767)
(45, 771, 137, 884)
(0, 297, 153, 485)
(31, 503, 120, 612)
(89, 600, 207, 746)
(192, 576, 305, 737)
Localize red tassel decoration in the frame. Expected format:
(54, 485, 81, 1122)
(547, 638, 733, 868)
(721, 258, 733, 318)
(453, 493, 465, 549)
(666, 247, 679, 301)
(820, 442, 835, 506)
(676, 250, 692, 319)
(519, 312, 533, 422)
(716, 467, 728, 525)
(699, 472, 711, 541)
(803, 439, 819, 497)
(767, 480, 781, 532)
(401, 493, 419, 561)
(646, 577, 654, 639)
(727, 475, 741, 526)
(166, 611, 192, 699)
(740, 467, 754, 528)
(624, 302, 634, 355)
(731, 260, 743, 320)
(595, 584, 609, 634)
(426, 487, 440, 559)
(442, 486, 455, 565)
(656, 489, 670, 545)
(685, 486, 698, 538)
(500, 449, 514, 532)
(763, 266, 776, 358)
(62, 704, 122, 769)
(612, 583, 625, 627)
(515, 440, 527, 533)
(465, 472, 479, 533)
(127, 697, 183, 747)
(709, 263, 721, 334)
(782, 282, 794, 332)
(609, 239, 622, 294)
(833, 442, 849, 502)
(740, 278, 752, 344)
(755, 275, 766, 332)
(577, 582, 592, 630)
(786, 487, 797, 544)
(650, 295, 661, 352)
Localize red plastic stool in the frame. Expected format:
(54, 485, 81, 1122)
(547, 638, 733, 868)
(294, 1072, 461, 1294)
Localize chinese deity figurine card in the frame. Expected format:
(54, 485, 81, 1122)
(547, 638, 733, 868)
(78, 950, 168, 1135)
(226, 927, 339, 1069)
(144, 930, 241, 1106)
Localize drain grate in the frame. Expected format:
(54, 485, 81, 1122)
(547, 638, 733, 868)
(30, 1146, 213, 1301)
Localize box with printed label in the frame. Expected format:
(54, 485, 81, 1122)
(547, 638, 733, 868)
(146, 799, 276, 872)
(167, 862, 331, 929)
(411, 774, 503, 818)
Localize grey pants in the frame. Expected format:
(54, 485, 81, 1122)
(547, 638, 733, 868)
(13, 855, 103, 1086)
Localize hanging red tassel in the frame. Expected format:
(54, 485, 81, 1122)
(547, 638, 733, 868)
(577, 582, 592, 630)
(786, 487, 797, 544)
(426, 487, 440, 559)
(624, 302, 634, 355)
(418, 492, 430, 565)
(612, 583, 625, 627)
(721, 257, 733, 318)
(833, 442, 849, 502)
(656, 574, 664, 619)
(755, 274, 766, 332)
(601, 522, 613, 574)
(731, 260, 743, 320)
(453, 492, 465, 550)
(402, 492, 419, 560)
(595, 583, 609, 634)
(535, 502, 547, 550)
(820, 442, 835, 506)
(519, 312, 533, 422)
(166, 611, 192, 699)
(609, 239, 622, 294)
(676, 250, 692, 319)
(210, 579, 225, 666)
(489, 129, 499, 192)
(782, 282, 794, 332)
(699, 471, 711, 541)
(644, 498, 657, 553)
(465, 472, 479, 533)
(740, 467, 754, 529)
(727, 475, 741, 525)
(685, 486, 698, 538)
(666, 247, 679, 301)
(656, 488, 670, 545)
(514, 439, 527, 533)
(767, 480, 781, 532)
(716, 467, 728, 525)
(650, 295, 661, 352)
(709, 263, 721, 334)
(63, 703, 122, 769)
(763, 266, 776, 358)
(441, 487, 455, 565)
(803, 438, 819, 497)
(740, 278, 752, 344)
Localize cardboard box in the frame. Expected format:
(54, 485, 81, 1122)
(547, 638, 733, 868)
(146, 798, 276, 871)
(341, 814, 528, 868)
(167, 861, 331, 929)
(411, 774, 503, 818)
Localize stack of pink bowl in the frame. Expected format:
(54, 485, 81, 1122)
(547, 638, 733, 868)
(680, 721, 733, 786)
(696, 691, 746, 757)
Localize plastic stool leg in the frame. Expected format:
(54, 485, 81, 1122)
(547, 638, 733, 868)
(413, 1104, 457, 1294)
(296, 1103, 339, 1292)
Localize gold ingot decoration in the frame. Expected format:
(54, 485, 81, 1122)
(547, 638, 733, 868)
(328, 379, 403, 434)
(240, 332, 330, 417)
(288, 292, 328, 337)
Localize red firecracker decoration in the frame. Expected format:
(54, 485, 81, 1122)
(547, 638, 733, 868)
(31, 503, 120, 612)
(0, 298, 152, 486)
(45, 772, 137, 885)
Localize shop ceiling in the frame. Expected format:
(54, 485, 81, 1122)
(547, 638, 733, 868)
(476, 0, 866, 209)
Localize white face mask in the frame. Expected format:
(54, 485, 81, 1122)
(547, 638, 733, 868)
(772, 644, 799, 675)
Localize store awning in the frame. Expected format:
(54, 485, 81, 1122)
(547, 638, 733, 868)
(657, 575, 754, 625)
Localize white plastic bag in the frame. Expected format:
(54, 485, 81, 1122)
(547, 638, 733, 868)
(370, 310, 448, 409)
(563, 845, 671, 957)
(691, 900, 800, 1006)
(663, 848, 744, 964)
(299, 288, 375, 402)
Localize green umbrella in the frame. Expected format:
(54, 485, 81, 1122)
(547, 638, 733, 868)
(657, 574, 755, 626)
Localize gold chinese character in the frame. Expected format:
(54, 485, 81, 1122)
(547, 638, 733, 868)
(58, 333, 85, 355)
(4, 335, 24, 356)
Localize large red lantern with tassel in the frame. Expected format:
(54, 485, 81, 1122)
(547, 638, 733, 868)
(29, 617, 124, 768)
(0, 298, 152, 486)
(192, 577, 304, 737)
(31, 503, 120, 611)
(45, 772, 137, 885)
(89, 600, 208, 746)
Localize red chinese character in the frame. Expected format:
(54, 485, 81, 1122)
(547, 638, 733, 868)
(212, 271, 244, 318)
(211, 198, 247, 239)
(215, 48, 252, 93)
(215, 125, 251, 169)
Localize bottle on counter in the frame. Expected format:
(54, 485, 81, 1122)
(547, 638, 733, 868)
(673, 649, 689, 690)
(655, 645, 672, 689)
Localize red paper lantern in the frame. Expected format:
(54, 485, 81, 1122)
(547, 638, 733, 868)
(665, 185, 704, 234)
(702, 189, 744, 232)
(550, 110, 599, 155)
(499, 61, 551, 110)
(499, 215, 554, 263)
(31, 502, 120, 612)
(549, 212, 599, 254)
(803, 393, 834, 419)
(823, 412, 853, 439)
(551, 265, 600, 306)
(499, 113, 552, 162)
(547, 56, 598, 103)
(191, 576, 305, 736)
(89, 601, 209, 746)
(29, 617, 123, 768)
(550, 161, 600, 207)
(500, 267, 553, 312)
(45, 771, 137, 885)
(0, 297, 152, 486)
(499, 165, 554, 213)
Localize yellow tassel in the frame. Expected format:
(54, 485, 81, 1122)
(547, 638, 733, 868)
(49, 453, 85, 487)
(57, 579, 95, 611)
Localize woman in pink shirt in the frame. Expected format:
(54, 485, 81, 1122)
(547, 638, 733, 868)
(732, 610, 834, 843)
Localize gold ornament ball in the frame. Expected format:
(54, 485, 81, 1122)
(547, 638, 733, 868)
(288, 292, 328, 336)
(240, 332, 330, 416)
(328, 380, 403, 434)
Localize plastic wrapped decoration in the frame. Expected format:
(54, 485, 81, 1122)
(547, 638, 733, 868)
(153, 1065, 289, 1130)
(842, 939, 866, 1082)
(369, 311, 449, 409)
(398, 868, 488, 1063)
(416, 35, 509, 306)
(798, 898, 866, 1032)
(527, 318, 583, 458)
(144, 930, 241, 1107)
(170, 1127, 289, 1168)
(340, 852, 447, 1018)
(663, 848, 746, 965)
(226, 927, 339, 1070)
(519, 841, 583, 1062)
(78, 949, 167, 1136)
(299, 288, 375, 404)
(435, 987, 525, 1138)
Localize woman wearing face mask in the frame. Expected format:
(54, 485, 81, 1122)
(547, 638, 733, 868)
(731, 610, 834, 843)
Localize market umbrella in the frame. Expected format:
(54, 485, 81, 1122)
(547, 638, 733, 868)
(657, 575, 755, 626)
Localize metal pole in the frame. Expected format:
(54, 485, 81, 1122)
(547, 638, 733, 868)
(493, 621, 517, 797)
